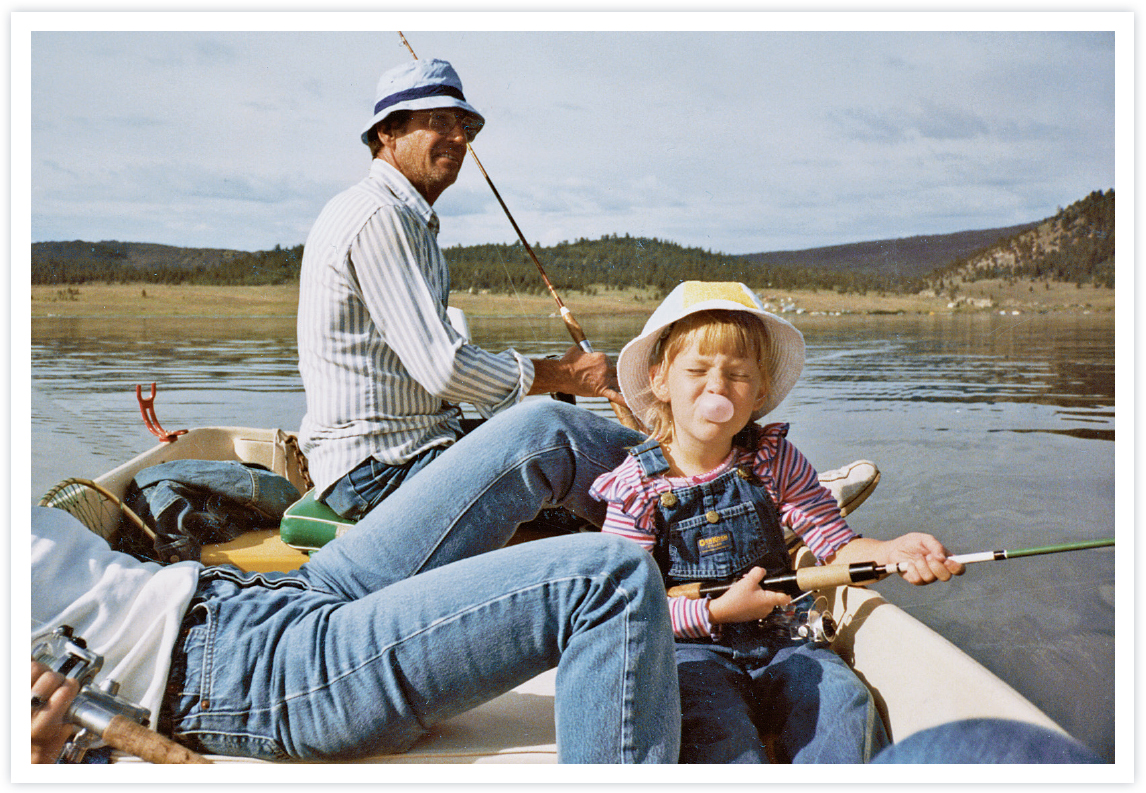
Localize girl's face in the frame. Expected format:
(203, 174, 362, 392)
(650, 333, 768, 451)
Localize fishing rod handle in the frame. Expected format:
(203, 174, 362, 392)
(665, 581, 704, 600)
(553, 315, 642, 430)
(665, 563, 890, 600)
(609, 399, 641, 431)
(665, 573, 801, 600)
(67, 685, 211, 764)
(101, 715, 211, 764)
(795, 562, 890, 590)
(556, 307, 594, 354)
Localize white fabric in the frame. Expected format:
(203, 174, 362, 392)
(30, 507, 201, 727)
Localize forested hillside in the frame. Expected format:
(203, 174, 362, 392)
(31, 241, 303, 286)
(739, 224, 1040, 280)
(927, 190, 1114, 291)
(30, 190, 1113, 295)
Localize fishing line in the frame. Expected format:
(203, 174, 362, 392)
(983, 314, 1040, 339)
(396, 32, 582, 348)
(395, 32, 640, 429)
(496, 243, 544, 346)
(395, 32, 540, 347)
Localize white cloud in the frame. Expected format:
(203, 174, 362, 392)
(23, 20, 1120, 255)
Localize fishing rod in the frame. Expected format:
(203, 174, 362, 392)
(666, 538, 1115, 600)
(33, 626, 210, 764)
(397, 32, 640, 431)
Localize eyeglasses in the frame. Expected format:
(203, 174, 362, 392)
(418, 110, 484, 143)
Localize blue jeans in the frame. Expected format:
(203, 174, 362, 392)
(163, 401, 679, 762)
(323, 446, 449, 521)
(872, 719, 1103, 763)
(676, 640, 888, 763)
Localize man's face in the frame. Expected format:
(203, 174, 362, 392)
(377, 109, 479, 205)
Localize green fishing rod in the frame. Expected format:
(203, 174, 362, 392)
(667, 538, 1115, 600)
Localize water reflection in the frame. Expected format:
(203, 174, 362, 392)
(792, 315, 1114, 443)
(28, 310, 1117, 760)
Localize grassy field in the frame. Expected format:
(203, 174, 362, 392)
(30, 280, 1115, 319)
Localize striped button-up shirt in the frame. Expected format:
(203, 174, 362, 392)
(297, 159, 533, 497)
(589, 423, 856, 638)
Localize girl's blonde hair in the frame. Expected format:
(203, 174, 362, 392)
(643, 309, 771, 444)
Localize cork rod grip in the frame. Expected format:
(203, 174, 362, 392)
(101, 716, 211, 764)
(665, 582, 704, 599)
(794, 565, 865, 591)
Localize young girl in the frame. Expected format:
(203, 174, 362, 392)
(591, 281, 963, 764)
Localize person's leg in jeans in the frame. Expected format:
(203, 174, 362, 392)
(675, 645, 769, 763)
(871, 719, 1102, 763)
(169, 533, 680, 763)
(303, 399, 646, 597)
(749, 642, 888, 764)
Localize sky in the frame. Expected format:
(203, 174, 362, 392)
(16, 11, 1125, 257)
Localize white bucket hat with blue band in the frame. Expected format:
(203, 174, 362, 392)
(616, 281, 806, 427)
(361, 58, 485, 145)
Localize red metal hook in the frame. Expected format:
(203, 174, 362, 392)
(135, 383, 188, 443)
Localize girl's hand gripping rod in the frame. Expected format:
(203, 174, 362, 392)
(667, 561, 895, 600)
(666, 538, 1115, 600)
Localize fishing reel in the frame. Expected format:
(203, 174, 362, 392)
(32, 625, 151, 763)
(763, 593, 837, 645)
(790, 595, 837, 644)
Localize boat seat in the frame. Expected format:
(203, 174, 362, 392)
(278, 489, 356, 551)
(200, 529, 311, 573)
(199, 489, 353, 572)
(198, 491, 580, 572)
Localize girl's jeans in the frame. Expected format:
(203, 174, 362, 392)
(162, 400, 679, 763)
(676, 640, 888, 763)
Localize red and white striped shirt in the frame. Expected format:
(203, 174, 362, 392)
(590, 423, 856, 639)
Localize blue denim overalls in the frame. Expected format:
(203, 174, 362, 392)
(630, 430, 795, 658)
(629, 430, 888, 763)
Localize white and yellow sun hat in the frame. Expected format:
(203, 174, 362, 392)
(617, 281, 805, 426)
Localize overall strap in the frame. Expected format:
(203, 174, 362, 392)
(628, 438, 671, 478)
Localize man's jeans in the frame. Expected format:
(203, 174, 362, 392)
(163, 401, 679, 762)
(323, 446, 448, 522)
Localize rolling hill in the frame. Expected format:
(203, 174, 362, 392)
(31, 190, 1113, 294)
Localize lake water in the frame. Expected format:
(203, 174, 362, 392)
(28, 311, 1118, 761)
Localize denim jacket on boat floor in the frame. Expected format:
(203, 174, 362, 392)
(118, 460, 300, 564)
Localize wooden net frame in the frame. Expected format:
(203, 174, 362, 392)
(38, 478, 156, 544)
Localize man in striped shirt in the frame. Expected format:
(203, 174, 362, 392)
(298, 59, 630, 522)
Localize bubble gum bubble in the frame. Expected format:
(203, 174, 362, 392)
(697, 393, 735, 423)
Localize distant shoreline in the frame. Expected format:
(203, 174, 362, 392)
(30, 282, 1115, 319)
